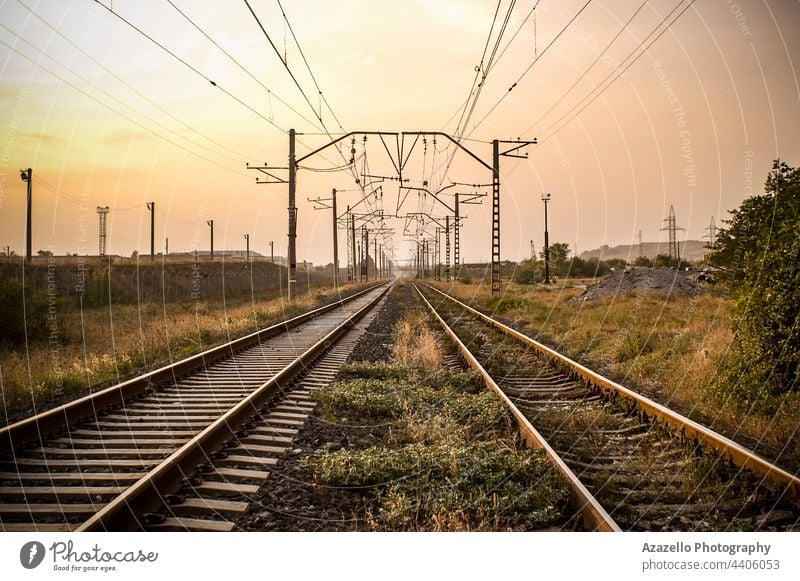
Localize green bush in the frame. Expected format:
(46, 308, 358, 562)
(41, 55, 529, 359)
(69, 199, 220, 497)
(0, 279, 50, 344)
(712, 161, 800, 409)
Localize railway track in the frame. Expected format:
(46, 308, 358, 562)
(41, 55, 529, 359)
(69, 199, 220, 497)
(416, 283, 800, 532)
(0, 283, 390, 532)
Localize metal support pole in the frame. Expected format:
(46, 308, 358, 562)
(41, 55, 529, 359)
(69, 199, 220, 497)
(363, 225, 369, 282)
(350, 208, 356, 282)
(146, 201, 155, 261)
(445, 215, 451, 281)
(207, 220, 214, 260)
(454, 193, 460, 279)
(543, 193, 551, 284)
(244, 234, 250, 264)
(287, 128, 297, 300)
(269, 240, 274, 263)
(331, 188, 339, 288)
(20, 168, 32, 262)
(491, 139, 501, 293)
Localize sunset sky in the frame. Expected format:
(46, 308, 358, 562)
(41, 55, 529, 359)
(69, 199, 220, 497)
(1, 0, 799, 265)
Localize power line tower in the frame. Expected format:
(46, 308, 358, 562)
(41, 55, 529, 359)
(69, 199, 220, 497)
(96, 206, 110, 256)
(704, 216, 717, 251)
(661, 205, 685, 261)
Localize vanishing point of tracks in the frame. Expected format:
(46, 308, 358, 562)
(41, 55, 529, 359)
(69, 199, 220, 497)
(416, 283, 800, 532)
(0, 283, 390, 532)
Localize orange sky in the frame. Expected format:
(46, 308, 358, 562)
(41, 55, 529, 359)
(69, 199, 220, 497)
(1, 0, 799, 264)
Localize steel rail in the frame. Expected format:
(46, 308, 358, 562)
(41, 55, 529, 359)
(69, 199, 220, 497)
(422, 283, 800, 504)
(0, 284, 383, 454)
(77, 282, 392, 531)
(413, 284, 620, 532)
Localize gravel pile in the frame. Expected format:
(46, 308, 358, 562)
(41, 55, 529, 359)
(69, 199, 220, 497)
(573, 267, 705, 302)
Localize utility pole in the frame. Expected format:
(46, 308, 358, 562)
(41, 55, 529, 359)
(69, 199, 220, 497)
(165, 237, 169, 256)
(542, 192, 551, 284)
(350, 207, 356, 283)
(530, 239, 535, 261)
(362, 225, 369, 282)
(207, 220, 214, 260)
(454, 193, 460, 279)
(243, 234, 250, 264)
(97, 206, 110, 256)
(269, 240, 274, 263)
(490, 138, 536, 293)
(373, 238, 377, 281)
(332, 189, 339, 288)
(20, 168, 32, 262)
(704, 216, 717, 252)
(146, 201, 155, 261)
(287, 129, 298, 298)
(308, 189, 340, 288)
(445, 215, 451, 282)
(638, 230, 643, 259)
(661, 205, 685, 262)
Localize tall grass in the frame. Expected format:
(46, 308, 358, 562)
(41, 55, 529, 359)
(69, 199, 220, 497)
(0, 282, 369, 422)
(437, 280, 800, 471)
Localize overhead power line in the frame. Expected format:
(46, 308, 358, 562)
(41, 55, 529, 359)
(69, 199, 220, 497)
(91, 0, 289, 136)
(0, 37, 247, 176)
(164, 0, 325, 132)
(534, 0, 697, 145)
(15, 0, 254, 162)
(275, 0, 345, 132)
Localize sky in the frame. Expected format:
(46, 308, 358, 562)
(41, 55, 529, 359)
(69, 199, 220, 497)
(0, 0, 799, 265)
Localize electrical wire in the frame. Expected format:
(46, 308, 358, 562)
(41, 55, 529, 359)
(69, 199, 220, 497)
(91, 0, 289, 137)
(15, 0, 255, 162)
(0, 23, 248, 166)
(275, 0, 345, 132)
(523, 0, 649, 135)
(0, 37, 248, 176)
(163, 0, 325, 132)
(534, 0, 696, 145)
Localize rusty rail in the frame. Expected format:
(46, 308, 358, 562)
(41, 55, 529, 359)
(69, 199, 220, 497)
(413, 284, 621, 532)
(421, 283, 800, 505)
(0, 283, 383, 454)
(77, 282, 392, 531)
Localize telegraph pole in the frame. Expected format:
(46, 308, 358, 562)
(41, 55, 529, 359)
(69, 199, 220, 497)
(530, 240, 535, 261)
(454, 193, 460, 278)
(445, 215, 451, 281)
(542, 193, 551, 284)
(350, 207, 356, 282)
(287, 129, 298, 299)
(269, 240, 274, 263)
(20, 168, 32, 262)
(97, 206, 110, 256)
(332, 189, 339, 288)
(244, 234, 250, 264)
(207, 220, 214, 260)
(146, 202, 155, 261)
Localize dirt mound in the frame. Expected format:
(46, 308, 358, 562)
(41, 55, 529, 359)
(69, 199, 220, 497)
(573, 268, 705, 302)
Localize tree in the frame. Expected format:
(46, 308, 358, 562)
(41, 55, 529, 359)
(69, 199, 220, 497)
(37, 249, 53, 257)
(713, 160, 800, 408)
(633, 256, 653, 267)
(540, 242, 571, 276)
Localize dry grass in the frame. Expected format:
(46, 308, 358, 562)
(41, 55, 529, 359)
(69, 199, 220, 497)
(0, 282, 370, 422)
(392, 312, 443, 369)
(435, 278, 800, 471)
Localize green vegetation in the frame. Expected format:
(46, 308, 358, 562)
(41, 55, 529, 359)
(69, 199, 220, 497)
(307, 362, 568, 530)
(0, 281, 369, 421)
(438, 279, 799, 471)
(711, 160, 800, 409)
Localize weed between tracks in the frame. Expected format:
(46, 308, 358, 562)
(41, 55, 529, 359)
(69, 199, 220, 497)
(305, 298, 570, 531)
(307, 365, 568, 531)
